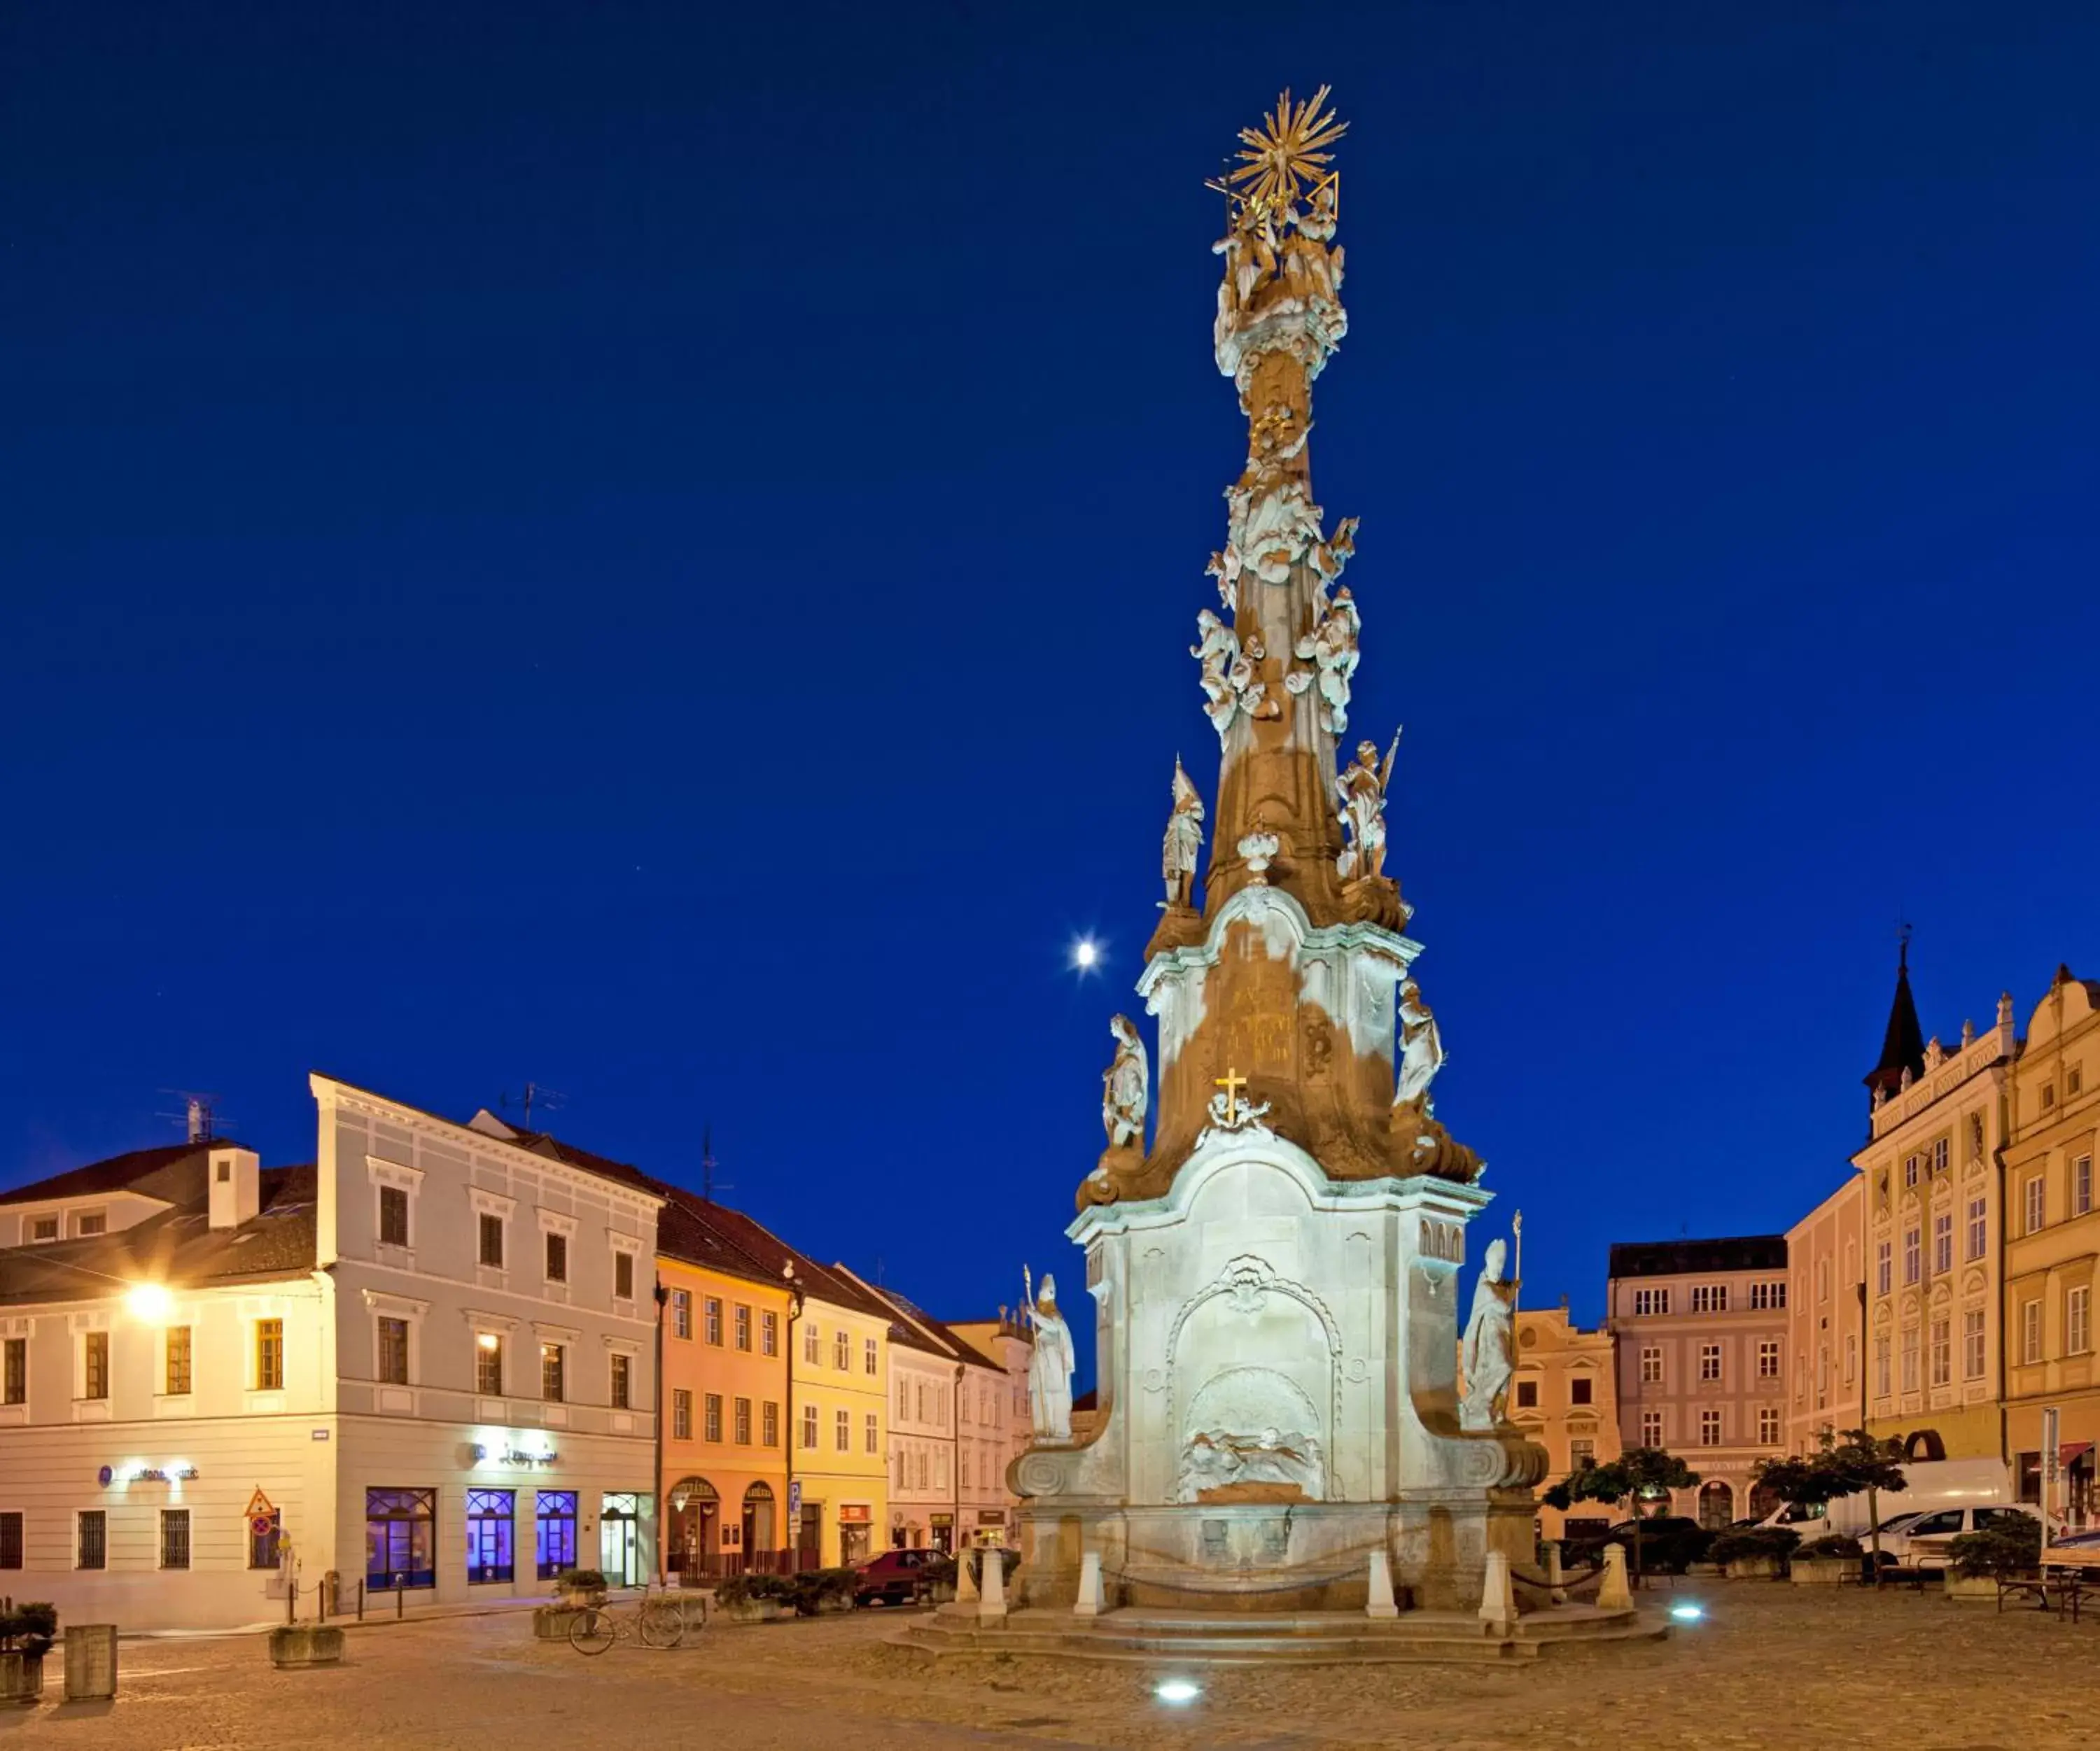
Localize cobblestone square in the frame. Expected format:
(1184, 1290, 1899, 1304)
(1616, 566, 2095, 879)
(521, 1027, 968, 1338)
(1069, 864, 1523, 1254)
(8, 1582, 2094, 1750)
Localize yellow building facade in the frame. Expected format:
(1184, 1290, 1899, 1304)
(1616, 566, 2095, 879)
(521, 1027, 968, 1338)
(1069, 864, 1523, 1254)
(1505, 1305, 1620, 1540)
(788, 1267, 890, 1567)
(2003, 967, 2100, 1527)
(1854, 955, 2015, 1461)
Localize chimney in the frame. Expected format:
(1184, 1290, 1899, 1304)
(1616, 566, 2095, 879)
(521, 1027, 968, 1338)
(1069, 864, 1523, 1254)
(208, 1148, 260, 1230)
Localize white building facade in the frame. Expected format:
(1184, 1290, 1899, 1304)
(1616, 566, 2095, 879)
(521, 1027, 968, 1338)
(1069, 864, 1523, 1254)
(0, 1077, 663, 1629)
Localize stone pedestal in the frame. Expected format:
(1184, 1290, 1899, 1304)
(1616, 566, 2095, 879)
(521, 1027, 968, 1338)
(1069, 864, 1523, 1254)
(1364, 1549, 1399, 1619)
(1477, 1549, 1516, 1633)
(62, 1627, 116, 1701)
(269, 1625, 344, 1669)
(955, 1552, 979, 1604)
(1073, 1552, 1105, 1617)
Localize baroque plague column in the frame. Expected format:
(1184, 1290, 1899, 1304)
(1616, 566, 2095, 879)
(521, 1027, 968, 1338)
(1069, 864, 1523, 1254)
(1008, 90, 1544, 1616)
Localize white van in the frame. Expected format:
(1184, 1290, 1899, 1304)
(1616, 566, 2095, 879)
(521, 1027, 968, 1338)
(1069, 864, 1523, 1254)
(1755, 1457, 2013, 1546)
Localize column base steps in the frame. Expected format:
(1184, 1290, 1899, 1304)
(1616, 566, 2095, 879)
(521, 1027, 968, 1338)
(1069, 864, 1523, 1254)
(892, 1602, 1667, 1665)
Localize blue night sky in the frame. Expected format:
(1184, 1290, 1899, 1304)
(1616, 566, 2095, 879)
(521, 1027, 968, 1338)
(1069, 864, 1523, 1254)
(4, 3, 2096, 1363)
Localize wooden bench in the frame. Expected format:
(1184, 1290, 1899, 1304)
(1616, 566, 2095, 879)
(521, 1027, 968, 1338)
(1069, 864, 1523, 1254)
(1995, 1571, 2089, 1622)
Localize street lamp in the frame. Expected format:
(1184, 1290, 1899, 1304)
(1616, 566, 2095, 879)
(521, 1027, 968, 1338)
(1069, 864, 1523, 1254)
(126, 1283, 173, 1324)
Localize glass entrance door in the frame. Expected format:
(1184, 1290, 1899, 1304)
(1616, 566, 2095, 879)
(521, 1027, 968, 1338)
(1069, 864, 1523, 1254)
(600, 1492, 640, 1586)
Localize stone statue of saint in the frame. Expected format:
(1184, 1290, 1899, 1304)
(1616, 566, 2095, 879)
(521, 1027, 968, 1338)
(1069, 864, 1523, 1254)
(1023, 1272, 1076, 1442)
(1101, 1015, 1149, 1151)
(1394, 980, 1445, 1110)
(1290, 582, 1361, 735)
(1334, 732, 1397, 882)
(1459, 1238, 1518, 1432)
(1161, 760, 1205, 909)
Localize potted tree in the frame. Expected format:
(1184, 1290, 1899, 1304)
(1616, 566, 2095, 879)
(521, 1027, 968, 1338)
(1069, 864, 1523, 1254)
(1753, 1430, 1907, 1587)
(0, 1603, 57, 1704)
(1543, 1447, 1700, 1587)
(1708, 1526, 1801, 1578)
(1946, 1517, 2040, 1603)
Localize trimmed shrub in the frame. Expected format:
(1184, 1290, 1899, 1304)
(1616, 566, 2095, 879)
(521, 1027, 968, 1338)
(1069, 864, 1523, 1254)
(1798, 1535, 1863, 1560)
(1709, 1527, 1801, 1566)
(554, 1568, 607, 1593)
(1949, 1519, 2041, 1580)
(0, 1605, 57, 1658)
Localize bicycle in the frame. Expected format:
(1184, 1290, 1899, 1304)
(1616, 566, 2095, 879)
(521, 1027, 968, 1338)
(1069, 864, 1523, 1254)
(568, 1584, 691, 1654)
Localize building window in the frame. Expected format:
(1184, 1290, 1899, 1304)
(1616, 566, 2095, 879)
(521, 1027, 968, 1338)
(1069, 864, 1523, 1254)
(673, 1388, 692, 1441)
(834, 1330, 850, 1371)
(804, 1323, 820, 1365)
(610, 1353, 630, 1411)
(160, 1508, 190, 1571)
(1757, 1339, 1780, 1379)
(478, 1213, 504, 1269)
(2076, 1156, 2094, 1218)
(2072, 1064, 2085, 1097)
(2025, 1175, 2046, 1235)
(1632, 1288, 1670, 1316)
(734, 1305, 751, 1351)
(830, 1407, 846, 1450)
(0, 1513, 20, 1570)
(1929, 1316, 1951, 1388)
(1795, 1355, 1807, 1402)
(1757, 1407, 1780, 1444)
(1874, 1336, 1890, 1398)
(1514, 1379, 1539, 1409)
(1844, 1334, 1857, 1384)
(614, 1252, 635, 1302)
(706, 1393, 723, 1443)
(378, 1185, 410, 1248)
(801, 1404, 817, 1449)
(29, 1217, 57, 1243)
(1963, 1309, 1985, 1379)
(1933, 1137, 1949, 1174)
(477, 1334, 504, 1397)
(1967, 1197, 1987, 1260)
(1904, 1154, 1920, 1188)
(1699, 1343, 1722, 1383)
(255, 1319, 284, 1391)
(1900, 1327, 1919, 1392)
(705, 1298, 723, 1346)
(1569, 1438, 1595, 1470)
(1640, 1410, 1662, 1447)
(1876, 1242, 1892, 1296)
(1903, 1227, 1920, 1286)
(1933, 1213, 1953, 1277)
(1699, 1409, 1721, 1447)
(864, 1411, 878, 1454)
(2, 1338, 23, 1405)
(671, 1289, 691, 1339)
(377, 1316, 410, 1386)
(1691, 1284, 1728, 1314)
(541, 1342, 565, 1402)
(248, 1510, 281, 1570)
(1749, 1279, 1786, 1311)
(536, 1491, 578, 1580)
(734, 1396, 751, 1444)
(2069, 1286, 2092, 1356)
(545, 1232, 568, 1284)
(1639, 1345, 1662, 1384)
(760, 1310, 778, 1356)
(2021, 1298, 2045, 1365)
(864, 1336, 878, 1376)
(77, 1510, 106, 1570)
(153, 1323, 192, 1396)
(366, 1488, 437, 1590)
(75, 1211, 106, 1237)
(467, 1488, 514, 1584)
(2043, 1084, 2057, 1111)
(83, 1330, 109, 1400)
(897, 1377, 911, 1421)
(762, 1400, 779, 1447)
(1569, 1375, 1593, 1406)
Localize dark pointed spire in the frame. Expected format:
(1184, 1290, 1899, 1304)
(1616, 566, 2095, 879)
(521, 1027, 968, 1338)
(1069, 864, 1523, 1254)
(1864, 927, 1926, 1109)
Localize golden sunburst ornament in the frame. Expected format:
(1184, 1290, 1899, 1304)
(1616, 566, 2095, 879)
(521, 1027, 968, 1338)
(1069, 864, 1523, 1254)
(1228, 85, 1348, 213)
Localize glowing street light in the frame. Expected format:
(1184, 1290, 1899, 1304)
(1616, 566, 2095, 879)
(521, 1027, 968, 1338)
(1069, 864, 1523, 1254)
(1154, 1679, 1201, 1706)
(1669, 1603, 1704, 1623)
(126, 1283, 173, 1324)
(1071, 936, 1102, 973)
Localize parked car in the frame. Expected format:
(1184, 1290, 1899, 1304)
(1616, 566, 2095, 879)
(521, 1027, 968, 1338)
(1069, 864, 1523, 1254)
(1872, 1504, 2038, 1573)
(1564, 1516, 1713, 1575)
(853, 1547, 944, 1607)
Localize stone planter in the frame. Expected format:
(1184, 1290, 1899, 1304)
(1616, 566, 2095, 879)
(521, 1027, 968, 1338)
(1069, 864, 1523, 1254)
(720, 1600, 784, 1625)
(814, 1594, 854, 1616)
(0, 1652, 45, 1705)
(1942, 1572, 2000, 1603)
(62, 1626, 117, 1701)
(269, 1625, 344, 1669)
(532, 1606, 592, 1640)
(1726, 1556, 1784, 1580)
(558, 1589, 606, 1612)
(1791, 1559, 1851, 1587)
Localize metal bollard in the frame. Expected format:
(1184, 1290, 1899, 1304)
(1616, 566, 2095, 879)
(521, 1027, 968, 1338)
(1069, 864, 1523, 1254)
(357, 1579, 365, 1622)
(396, 1581, 405, 1620)
(286, 1576, 297, 1626)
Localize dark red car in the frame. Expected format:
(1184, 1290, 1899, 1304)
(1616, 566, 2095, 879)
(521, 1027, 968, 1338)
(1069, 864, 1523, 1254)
(853, 1546, 943, 1607)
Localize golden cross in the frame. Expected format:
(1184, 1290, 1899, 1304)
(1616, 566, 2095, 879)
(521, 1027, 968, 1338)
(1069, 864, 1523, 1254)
(1214, 1066, 1247, 1124)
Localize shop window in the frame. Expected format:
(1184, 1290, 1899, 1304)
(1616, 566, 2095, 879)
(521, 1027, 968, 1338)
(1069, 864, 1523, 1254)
(467, 1489, 515, 1584)
(366, 1487, 437, 1589)
(536, 1491, 579, 1580)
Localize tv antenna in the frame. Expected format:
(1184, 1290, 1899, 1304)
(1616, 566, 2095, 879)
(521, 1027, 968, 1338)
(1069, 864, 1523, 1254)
(501, 1082, 565, 1130)
(158, 1090, 225, 1144)
(701, 1126, 732, 1203)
